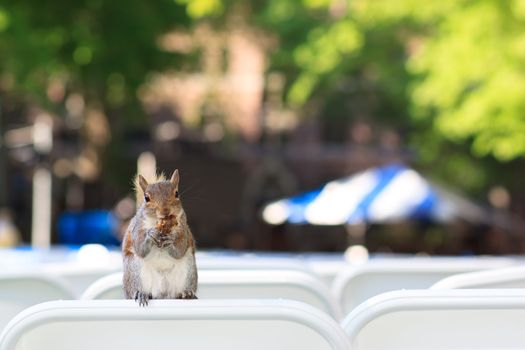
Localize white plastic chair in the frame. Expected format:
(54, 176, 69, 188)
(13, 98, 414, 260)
(0, 245, 123, 297)
(303, 256, 352, 287)
(0, 272, 75, 333)
(196, 254, 312, 272)
(23, 252, 307, 297)
(341, 289, 525, 349)
(0, 299, 350, 350)
(332, 257, 516, 314)
(81, 269, 343, 319)
(431, 264, 525, 289)
(39, 264, 122, 297)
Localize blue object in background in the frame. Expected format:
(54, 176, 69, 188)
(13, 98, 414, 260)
(58, 210, 120, 246)
(262, 163, 488, 226)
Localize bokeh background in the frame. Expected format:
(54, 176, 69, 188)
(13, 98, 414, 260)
(1, 0, 524, 254)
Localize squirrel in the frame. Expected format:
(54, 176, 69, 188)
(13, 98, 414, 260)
(122, 169, 198, 306)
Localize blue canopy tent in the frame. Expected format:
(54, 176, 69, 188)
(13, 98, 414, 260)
(262, 164, 488, 226)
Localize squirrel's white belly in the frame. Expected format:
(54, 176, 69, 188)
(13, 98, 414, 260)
(140, 247, 192, 298)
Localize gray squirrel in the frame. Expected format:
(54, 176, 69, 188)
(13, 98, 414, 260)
(122, 169, 198, 306)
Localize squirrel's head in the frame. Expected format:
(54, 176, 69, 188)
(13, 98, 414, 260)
(138, 169, 182, 219)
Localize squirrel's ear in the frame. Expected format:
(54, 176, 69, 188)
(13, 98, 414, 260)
(170, 169, 180, 187)
(138, 175, 149, 192)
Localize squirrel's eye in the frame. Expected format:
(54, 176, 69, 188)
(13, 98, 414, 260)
(175, 191, 179, 198)
(144, 194, 151, 203)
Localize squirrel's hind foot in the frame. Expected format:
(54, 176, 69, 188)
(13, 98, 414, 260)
(178, 290, 198, 299)
(135, 291, 153, 306)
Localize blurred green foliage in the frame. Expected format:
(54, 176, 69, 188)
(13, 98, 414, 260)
(0, 0, 188, 119)
(1, 0, 524, 195)
(403, 0, 525, 161)
(258, 0, 525, 162)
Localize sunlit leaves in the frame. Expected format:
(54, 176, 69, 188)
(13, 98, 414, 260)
(175, 0, 223, 18)
(0, 7, 9, 31)
(511, 0, 525, 19)
(406, 0, 525, 160)
(288, 20, 363, 105)
(287, 73, 318, 106)
(350, 0, 459, 25)
(264, 0, 298, 23)
(73, 46, 93, 65)
(302, 0, 332, 10)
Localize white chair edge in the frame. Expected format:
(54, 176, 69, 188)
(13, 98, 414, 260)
(81, 270, 343, 319)
(0, 299, 350, 350)
(80, 272, 123, 300)
(340, 288, 525, 341)
(430, 264, 525, 290)
(0, 271, 77, 299)
(331, 259, 519, 307)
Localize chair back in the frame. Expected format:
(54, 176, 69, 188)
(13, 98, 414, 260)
(431, 264, 525, 289)
(81, 269, 342, 319)
(0, 272, 75, 333)
(341, 289, 525, 349)
(332, 257, 516, 314)
(0, 299, 350, 350)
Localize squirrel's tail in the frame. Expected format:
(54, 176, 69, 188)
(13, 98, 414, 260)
(133, 172, 167, 208)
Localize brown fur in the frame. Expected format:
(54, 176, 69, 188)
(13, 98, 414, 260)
(122, 232, 134, 258)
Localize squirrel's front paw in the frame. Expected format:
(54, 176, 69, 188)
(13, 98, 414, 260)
(134, 291, 153, 306)
(157, 234, 175, 248)
(146, 231, 161, 247)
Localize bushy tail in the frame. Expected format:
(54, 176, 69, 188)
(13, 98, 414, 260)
(133, 172, 167, 208)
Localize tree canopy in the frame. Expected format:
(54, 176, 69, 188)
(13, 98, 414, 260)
(254, 0, 525, 162)
(0, 0, 188, 118)
(1, 0, 524, 194)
